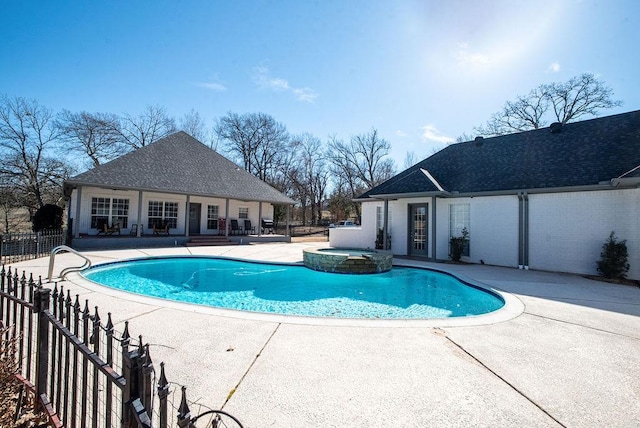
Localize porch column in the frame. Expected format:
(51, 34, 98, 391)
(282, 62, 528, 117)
(225, 198, 229, 237)
(185, 195, 190, 237)
(258, 202, 263, 236)
(286, 205, 290, 237)
(431, 196, 437, 261)
(383, 199, 389, 250)
(74, 186, 82, 238)
(137, 191, 143, 237)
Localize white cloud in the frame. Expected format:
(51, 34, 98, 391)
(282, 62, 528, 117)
(421, 125, 454, 144)
(252, 65, 318, 103)
(396, 130, 409, 138)
(293, 88, 318, 102)
(194, 81, 227, 91)
(454, 41, 490, 66)
(548, 61, 561, 72)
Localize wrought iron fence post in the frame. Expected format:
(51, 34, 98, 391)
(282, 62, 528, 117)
(157, 362, 169, 428)
(141, 341, 153, 414)
(177, 386, 193, 428)
(121, 321, 137, 427)
(105, 313, 114, 428)
(33, 285, 51, 412)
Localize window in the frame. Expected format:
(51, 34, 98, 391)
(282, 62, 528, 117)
(376, 206, 392, 232)
(207, 205, 219, 229)
(148, 201, 178, 229)
(449, 203, 470, 257)
(91, 197, 129, 229)
(238, 207, 249, 219)
(111, 198, 129, 228)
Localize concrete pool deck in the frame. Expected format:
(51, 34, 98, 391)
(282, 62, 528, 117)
(9, 242, 640, 427)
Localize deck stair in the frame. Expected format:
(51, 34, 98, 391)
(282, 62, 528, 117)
(185, 236, 239, 247)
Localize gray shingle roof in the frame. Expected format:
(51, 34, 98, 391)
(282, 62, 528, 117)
(66, 131, 296, 204)
(360, 110, 640, 198)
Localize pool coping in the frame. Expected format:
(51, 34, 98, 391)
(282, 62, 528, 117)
(67, 255, 525, 328)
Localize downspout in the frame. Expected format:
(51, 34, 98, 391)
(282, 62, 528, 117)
(258, 202, 263, 236)
(518, 193, 524, 269)
(523, 192, 529, 270)
(517, 192, 530, 270)
(383, 199, 389, 250)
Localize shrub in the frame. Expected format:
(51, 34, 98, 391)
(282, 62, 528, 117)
(32, 204, 63, 232)
(596, 231, 630, 279)
(449, 227, 469, 262)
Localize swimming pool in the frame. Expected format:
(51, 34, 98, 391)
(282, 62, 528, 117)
(82, 257, 504, 319)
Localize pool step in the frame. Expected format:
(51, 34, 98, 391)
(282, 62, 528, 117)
(185, 236, 239, 247)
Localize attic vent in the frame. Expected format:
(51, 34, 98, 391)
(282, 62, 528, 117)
(549, 122, 563, 134)
(475, 136, 484, 146)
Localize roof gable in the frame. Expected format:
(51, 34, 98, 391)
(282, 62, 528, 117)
(361, 110, 640, 198)
(66, 131, 295, 204)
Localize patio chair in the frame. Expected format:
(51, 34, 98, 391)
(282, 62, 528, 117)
(243, 219, 255, 235)
(153, 220, 169, 236)
(230, 219, 241, 235)
(104, 222, 120, 235)
(261, 218, 274, 234)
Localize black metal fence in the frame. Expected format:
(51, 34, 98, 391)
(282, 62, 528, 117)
(0, 265, 244, 427)
(1, 230, 67, 265)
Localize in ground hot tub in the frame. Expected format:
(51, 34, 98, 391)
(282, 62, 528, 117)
(303, 248, 393, 274)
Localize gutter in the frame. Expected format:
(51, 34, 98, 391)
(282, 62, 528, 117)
(358, 181, 628, 202)
(63, 181, 296, 205)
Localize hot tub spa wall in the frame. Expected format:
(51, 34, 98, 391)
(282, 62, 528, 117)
(303, 249, 392, 274)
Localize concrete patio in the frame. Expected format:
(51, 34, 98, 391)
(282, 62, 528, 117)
(9, 242, 640, 427)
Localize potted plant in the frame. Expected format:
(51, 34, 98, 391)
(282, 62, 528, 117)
(449, 227, 469, 262)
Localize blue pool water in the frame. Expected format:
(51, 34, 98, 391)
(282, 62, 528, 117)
(82, 257, 504, 319)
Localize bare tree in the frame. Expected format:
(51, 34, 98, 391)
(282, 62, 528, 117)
(57, 110, 125, 168)
(328, 129, 395, 222)
(475, 73, 622, 136)
(118, 105, 176, 149)
(328, 129, 395, 192)
(287, 134, 329, 225)
(214, 112, 289, 183)
(403, 151, 418, 169)
(544, 73, 622, 124)
(0, 185, 21, 233)
(0, 95, 69, 213)
(179, 109, 209, 143)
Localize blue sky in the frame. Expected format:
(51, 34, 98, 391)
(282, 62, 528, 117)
(1, 0, 639, 167)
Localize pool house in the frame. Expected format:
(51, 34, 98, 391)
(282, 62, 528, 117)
(64, 131, 296, 247)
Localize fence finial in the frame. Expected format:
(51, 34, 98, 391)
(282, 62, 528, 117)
(158, 362, 168, 389)
(177, 385, 191, 423)
(106, 312, 113, 331)
(121, 321, 131, 351)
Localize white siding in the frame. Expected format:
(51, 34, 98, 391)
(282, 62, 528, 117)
(345, 188, 639, 279)
(70, 187, 275, 237)
(467, 196, 519, 267)
(70, 187, 140, 235)
(528, 189, 639, 279)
